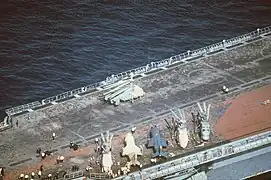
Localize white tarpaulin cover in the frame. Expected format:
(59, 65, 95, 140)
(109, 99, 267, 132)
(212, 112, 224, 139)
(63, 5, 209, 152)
(103, 81, 145, 105)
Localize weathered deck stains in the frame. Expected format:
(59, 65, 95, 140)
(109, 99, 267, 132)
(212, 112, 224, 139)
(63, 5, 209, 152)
(215, 85, 271, 140)
(0, 35, 271, 178)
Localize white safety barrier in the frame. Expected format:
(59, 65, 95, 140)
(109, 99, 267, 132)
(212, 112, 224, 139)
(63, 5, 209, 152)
(5, 26, 271, 116)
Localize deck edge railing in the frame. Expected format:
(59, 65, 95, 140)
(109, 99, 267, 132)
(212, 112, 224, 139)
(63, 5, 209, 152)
(5, 26, 271, 116)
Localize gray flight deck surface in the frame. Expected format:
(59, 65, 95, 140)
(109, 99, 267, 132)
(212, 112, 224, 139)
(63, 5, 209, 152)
(1, 34, 271, 170)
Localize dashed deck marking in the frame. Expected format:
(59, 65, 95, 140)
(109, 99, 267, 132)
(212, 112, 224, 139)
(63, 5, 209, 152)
(254, 54, 271, 62)
(4, 37, 270, 169)
(164, 103, 173, 110)
(7, 75, 271, 168)
(9, 158, 32, 167)
(202, 62, 247, 84)
(69, 130, 88, 144)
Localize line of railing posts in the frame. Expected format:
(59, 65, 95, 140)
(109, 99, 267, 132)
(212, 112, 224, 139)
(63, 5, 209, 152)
(4, 26, 271, 117)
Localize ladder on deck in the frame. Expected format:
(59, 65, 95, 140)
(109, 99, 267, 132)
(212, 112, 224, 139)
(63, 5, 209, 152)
(89, 173, 111, 180)
(64, 171, 84, 179)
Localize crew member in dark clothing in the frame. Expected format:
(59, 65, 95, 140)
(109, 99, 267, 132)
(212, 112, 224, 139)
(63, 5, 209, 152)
(36, 148, 41, 155)
(40, 165, 44, 172)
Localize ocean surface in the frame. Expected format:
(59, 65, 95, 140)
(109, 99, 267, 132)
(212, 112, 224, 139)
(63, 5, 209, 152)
(0, 0, 270, 116)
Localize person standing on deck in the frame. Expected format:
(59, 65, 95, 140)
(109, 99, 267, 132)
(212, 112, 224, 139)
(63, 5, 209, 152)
(38, 170, 42, 178)
(0, 167, 4, 179)
(41, 152, 46, 159)
(31, 172, 35, 179)
(131, 127, 136, 134)
(40, 165, 44, 172)
(52, 132, 56, 140)
(36, 148, 41, 155)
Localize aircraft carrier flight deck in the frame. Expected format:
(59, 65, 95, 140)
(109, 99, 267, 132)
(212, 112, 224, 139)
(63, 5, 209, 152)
(0, 27, 271, 179)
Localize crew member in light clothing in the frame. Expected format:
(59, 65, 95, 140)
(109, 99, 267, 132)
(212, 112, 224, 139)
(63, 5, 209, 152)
(31, 172, 35, 179)
(38, 170, 42, 178)
(52, 132, 56, 140)
(131, 127, 136, 134)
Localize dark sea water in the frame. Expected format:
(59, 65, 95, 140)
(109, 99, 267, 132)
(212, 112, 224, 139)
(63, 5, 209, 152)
(0, 0, 270, 113)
